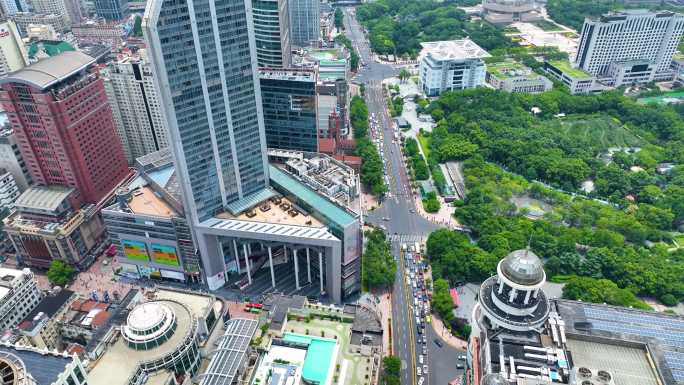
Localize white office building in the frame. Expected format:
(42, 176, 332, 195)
(419, 39, 490, 97)
(574, 10, 684, 86)
(0, 20, 27, 78)
(103, 50, 169, 164)
(0, 169, 19, 208)
(0, 268, 42, 332)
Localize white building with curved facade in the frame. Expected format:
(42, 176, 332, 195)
(88, 289, 222, 385)
(481, 0, 542, 25)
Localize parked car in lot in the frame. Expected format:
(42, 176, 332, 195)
(433, 338, 443, 348)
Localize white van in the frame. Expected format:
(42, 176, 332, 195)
(417, 367, 422, 376)
(419, 355, 424, 364)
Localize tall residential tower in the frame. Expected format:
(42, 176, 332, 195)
(574, 10, 684, 84)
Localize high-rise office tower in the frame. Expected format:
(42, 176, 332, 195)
(259, 68, 318, 152)
(31, 0, 72, 28)
(575, 10, 684, 84)
(252, 0, 291, 68)
(93, 0, 128, 21)
(0, 20, 28, 78)
(144, 0, 269, 223)
(0, 0, 28, 15)
(288, 0, 320, 47)
(103, 50, 169, 164)
(0, 52, 129, 205)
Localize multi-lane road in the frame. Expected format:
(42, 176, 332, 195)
(342, 8, 462, 385)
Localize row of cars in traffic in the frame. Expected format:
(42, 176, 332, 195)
(403, 243, 431, 379)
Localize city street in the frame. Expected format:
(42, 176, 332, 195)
(342, 8, 459, 385)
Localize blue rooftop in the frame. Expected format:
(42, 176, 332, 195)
(269, 166, 356, 227)
(147, 165, 175, 188)
(0, 347, 73, 385)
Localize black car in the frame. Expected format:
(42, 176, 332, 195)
(433, 338, 443, 348)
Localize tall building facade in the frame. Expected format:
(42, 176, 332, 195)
(0, 20, 27, 78)
(0, 129, 31, 191)
(0, 52, 129, 205)
(103, 50, 169, 164)
(259, 68, 318, 152)
(11, 12, 70, 34)
(252, 0, 291, 68)
(288, 0, 320, 47)
(144, 0, 269, 224)
(0, 268, 42, 332)
(93, 0, 128, 21)
(31, 0, 72, 28)
(0, 0, 28, 15)
(575, 10, 684, 84)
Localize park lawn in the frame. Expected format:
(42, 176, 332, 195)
(674, 234, 684, 248)
(533, 20, 563, 31)
(417, 132, 431, 159)
(544, 115, 645, 149)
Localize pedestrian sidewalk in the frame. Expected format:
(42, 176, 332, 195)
(413, 194, 458, 228)
(431, 313, 468, 350)
(374, 289, 392, 356)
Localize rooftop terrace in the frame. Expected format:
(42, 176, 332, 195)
(548, 60, 592, 79)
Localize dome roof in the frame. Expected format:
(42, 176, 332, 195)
(500, 249, 545, 285)
(482, 373, 508, 385)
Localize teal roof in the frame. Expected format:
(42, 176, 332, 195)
(269, 166, 357, 227)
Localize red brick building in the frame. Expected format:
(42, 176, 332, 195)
(0, 51, 128, 205)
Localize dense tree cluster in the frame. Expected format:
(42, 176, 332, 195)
(334, 35, 359, 72)
(47, 260, 76, 286)
(423, 191, 441, 213)
(382, 356, 401, 385)
(432, 278, 454, 323)
(334, 8, 344, 31)
(546, 0, 612, 30)
(350, 96, 387, 196)
(362, 229, 397, 289)
(403, 137, 430, 180)
(426, 88, 684, 226)
(356, 0, 512, 58)
(562, 276, 650, 310)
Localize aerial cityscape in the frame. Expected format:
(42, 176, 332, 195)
(0, 0, 680, 384)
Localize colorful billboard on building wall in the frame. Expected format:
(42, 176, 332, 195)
(122, 240, 149, 261)
(151, 244, 180, 266)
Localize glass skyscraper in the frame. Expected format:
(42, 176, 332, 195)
(143, 0, 269, 224)
(288, 0, 320, 47)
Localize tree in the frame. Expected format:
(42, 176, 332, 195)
(334, 8, 344, 31)
(362, 229, 397, 289)
(398, 69, 410, 83)
(423, 192, 441, 213)
(432, 278, 454, 323)
(133, 15, 143, 37)
(382, 356, 401, 385)
(47, 260, 75, 286)
(562, 276, 651, 310)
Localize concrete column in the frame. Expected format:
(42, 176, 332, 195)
(294, 248, 300, 290)
(247, 243, 252, 255)
(243, 244, 251, 285)
(306, 248, 311, 283)
(319, 250, 324, 293)
(268, 246, 275, 288)
(232, 239, 241, 274)
(533, 289, 539, 299)
(498, 280, 504, 294)
(508, 288, 517, 303)
(524, 290, 532, 305)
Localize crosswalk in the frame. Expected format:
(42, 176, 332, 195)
(388, 234, 428, 244)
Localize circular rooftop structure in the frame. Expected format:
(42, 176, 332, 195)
(499, 249, 545, 286)
(122, 302, 179, 351)
(482, 0, 537, 13)
(0, 353, 34, 385)
(482, 373, 508, 385)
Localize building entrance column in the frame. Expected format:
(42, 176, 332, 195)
(243, 243, 251, 285)
(306, 248, 311, 283)
(293, 248, 300, 290)
(233, 239, 240, 274)
(319, 250, 324, 293)
(268, 246, 275, 288)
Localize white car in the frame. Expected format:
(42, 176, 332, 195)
(423, 365, 429, 374)
(418, 377, 425, 385)
(419, 355, 423, 364)
(417, 367, 421, 376)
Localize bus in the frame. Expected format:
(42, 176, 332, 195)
(246, 303, 264, 310)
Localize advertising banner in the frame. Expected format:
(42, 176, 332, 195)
(151, 243, 180, 266)
(122, 240, 149, 261)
